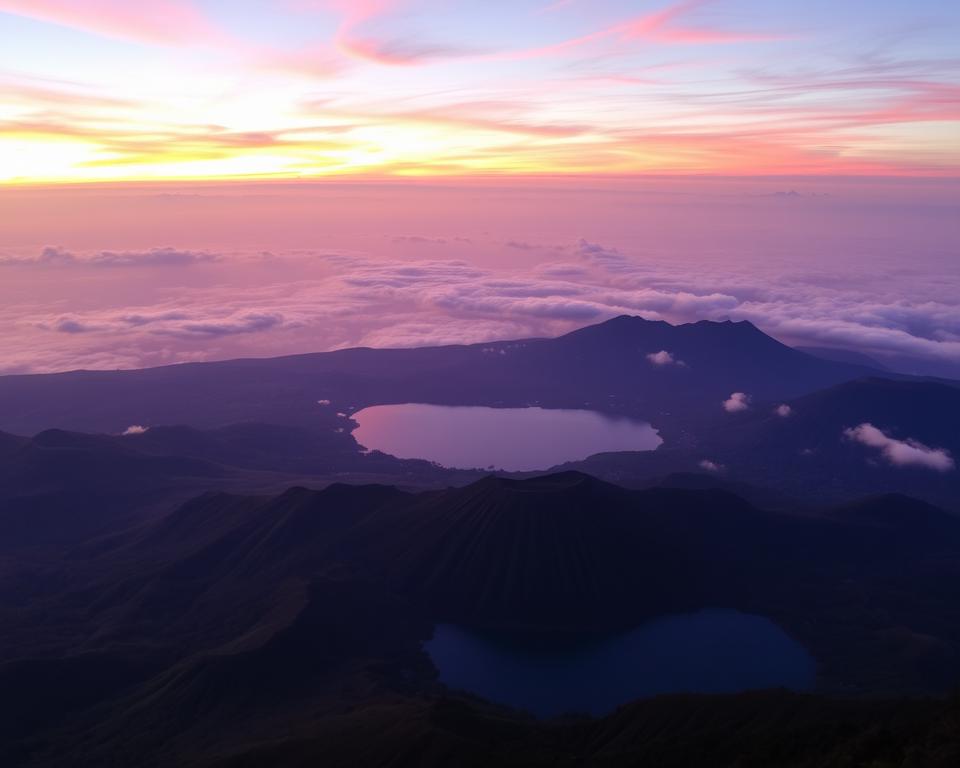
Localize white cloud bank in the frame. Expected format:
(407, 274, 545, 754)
(3, 228, 958, 376)
(775, 404, 793, 417)
(844, 423, 954, 472)
(0, 246, 217, 268)
(122, 424, 149, 435)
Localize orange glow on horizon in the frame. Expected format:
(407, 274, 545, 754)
(1, 1, 957, 184)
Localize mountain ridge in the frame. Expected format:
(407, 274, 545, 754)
(0, 315, 900, 437)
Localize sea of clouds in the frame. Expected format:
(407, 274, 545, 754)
(1, 235, 957, 378)
(1, 178, 956, 377)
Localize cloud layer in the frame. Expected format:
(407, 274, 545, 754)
(0, 177, 956, 376)
(2, 227, 958, 377)
(0, 247, 217, 268)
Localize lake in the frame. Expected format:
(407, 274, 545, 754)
(426, 610, 816, 718)
(351, 404, 661, 471)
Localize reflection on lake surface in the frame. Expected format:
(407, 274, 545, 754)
(352, 404, 661, 471)
(426, 611, 816, 718)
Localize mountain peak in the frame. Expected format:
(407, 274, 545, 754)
(690, 318, 764, 335)
(580, 315, 767, 337)
(474, 470, 607, 493)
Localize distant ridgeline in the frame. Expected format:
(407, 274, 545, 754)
(0, 315, 957, 510)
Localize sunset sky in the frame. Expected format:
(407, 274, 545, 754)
(1, 2, 958, 379)
(2, 0, 959, 182)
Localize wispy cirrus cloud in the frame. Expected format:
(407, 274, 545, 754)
(0, 0, 225, 46)
(0, 1, 345, 83)
(536, 0, 576, 14)
(2, 1, 957, 180)
(335, 0, 782, 66)
(0, 73, 138, 110)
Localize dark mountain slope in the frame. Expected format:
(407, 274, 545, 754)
(697, 377, 960, 509)
(30, 485, 409, 660)
(347, 473, 768, 631)
(210, 692, 960, 768)
(798, 345, 891, 370)
(0, 422, 472, 557)
(552, 376, 960, 510)
(11, 473, 960, 690)
(2, 474, 960, 765)
(642, 471, 794, 509)
(20, 576, 430, 768)
(344, 476, 960, 691)
(0, 429, 227, 552)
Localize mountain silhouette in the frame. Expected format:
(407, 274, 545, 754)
(0, 316, 885, 436)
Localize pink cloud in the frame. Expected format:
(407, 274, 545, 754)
(502, 0, 782, 62)
(844, 423, 955, 472)
(723, 392, 751, 413)
(334, 0, 781, 67)
(536, 0, 575, 14)
(615, 0, 782, 45)
(646, 349, 687, 367)
(0, 0, 225, 46)
(0, 1, 345, 80)
(0, 74, 137, 110)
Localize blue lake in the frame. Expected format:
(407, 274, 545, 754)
(426, 610, 816, 718)
(352, 404, 661, 471)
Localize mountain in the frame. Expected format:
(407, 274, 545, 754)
(2, 372, 957, 565)
(2, 472, 960, 766)
(695, 377, 960, 509)
(0, 316, 884, 436)
(797, 345, 891, 370)
(206, 691, 960, 768)
(0, 422, 479, 555)
(0, 428, 225, 552)
(550, 376, 960, 510)
(345, 473, 765, 631)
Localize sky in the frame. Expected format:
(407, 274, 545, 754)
(1, 0, 959, 181)
(0, 2, 957, 379)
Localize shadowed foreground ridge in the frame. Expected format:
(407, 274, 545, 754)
(1, 471, 960, 766)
